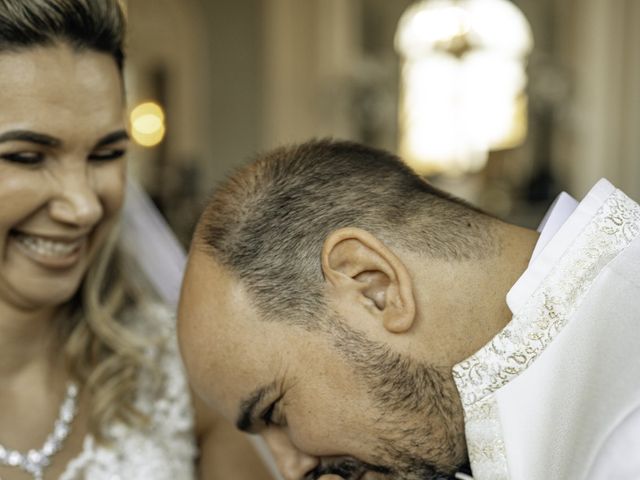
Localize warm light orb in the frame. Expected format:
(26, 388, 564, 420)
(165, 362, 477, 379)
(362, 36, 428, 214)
(130, 101, 166, 147)
(396, 0, 533, 175)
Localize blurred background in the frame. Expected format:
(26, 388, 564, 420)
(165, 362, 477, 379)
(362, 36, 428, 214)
(121, 0, 640, 245)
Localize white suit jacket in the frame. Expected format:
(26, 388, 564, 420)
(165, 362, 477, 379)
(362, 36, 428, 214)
(453, 179, 640, 479)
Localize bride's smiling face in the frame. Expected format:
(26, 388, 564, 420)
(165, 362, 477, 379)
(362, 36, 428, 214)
(0, 43, 128, 312)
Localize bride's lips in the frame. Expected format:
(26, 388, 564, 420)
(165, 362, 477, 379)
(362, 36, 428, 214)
(10, 230, 88, 269)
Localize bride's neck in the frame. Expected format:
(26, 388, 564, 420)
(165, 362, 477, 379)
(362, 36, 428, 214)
(0, 303, 64, 383)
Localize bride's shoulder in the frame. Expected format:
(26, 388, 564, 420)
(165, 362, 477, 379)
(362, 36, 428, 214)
(122, 300, 176, 335)
(61, 301, 197, 480)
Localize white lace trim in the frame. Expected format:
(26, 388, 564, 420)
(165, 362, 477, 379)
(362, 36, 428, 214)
(461, 398, 508, 480)
(59, 303, 196, 480)
(452, 189, 640, 478)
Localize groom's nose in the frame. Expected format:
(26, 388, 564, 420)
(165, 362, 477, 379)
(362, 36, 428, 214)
(262, 428, 320, 480)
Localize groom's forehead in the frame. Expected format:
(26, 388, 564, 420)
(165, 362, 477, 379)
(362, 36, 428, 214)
(180, 249, 300, 407)
(184, 248, 308, 337)
(182, 250, 252, 317)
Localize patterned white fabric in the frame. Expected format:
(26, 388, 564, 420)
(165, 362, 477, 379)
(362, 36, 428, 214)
(59, 303, 197, 480)
(453, 180, 640, 479)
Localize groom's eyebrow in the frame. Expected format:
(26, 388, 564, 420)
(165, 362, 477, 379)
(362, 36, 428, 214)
(236, 381, 277, 432)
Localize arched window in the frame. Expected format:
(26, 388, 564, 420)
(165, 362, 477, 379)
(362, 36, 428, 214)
(396, 0, 533, 174)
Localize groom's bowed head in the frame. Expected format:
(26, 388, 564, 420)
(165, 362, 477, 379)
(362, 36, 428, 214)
(177, 139, 536, 480)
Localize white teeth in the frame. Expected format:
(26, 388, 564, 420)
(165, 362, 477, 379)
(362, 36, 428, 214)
(15, 234, 82, 258)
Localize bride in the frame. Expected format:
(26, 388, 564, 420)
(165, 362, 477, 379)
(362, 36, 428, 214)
(0, 1, 272, 479)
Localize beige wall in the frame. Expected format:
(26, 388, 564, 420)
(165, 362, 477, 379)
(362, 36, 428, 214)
(126, 0, 640, 211)
(126, 0, 265, 195)
(561, 0, 640, 198)
(261, 0, 361, 148)
(126, 0, 209, 185)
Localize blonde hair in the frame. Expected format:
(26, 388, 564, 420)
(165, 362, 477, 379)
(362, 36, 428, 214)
(1, 0, 158, 441)
(63, 226, 161, 441)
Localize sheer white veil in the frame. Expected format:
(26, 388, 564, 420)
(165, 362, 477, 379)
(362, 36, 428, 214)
(121, 179, 283, 479)
(121, 179, 186, 306)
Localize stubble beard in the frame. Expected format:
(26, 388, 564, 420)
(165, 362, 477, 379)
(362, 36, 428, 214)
(322, 314, 468, 480)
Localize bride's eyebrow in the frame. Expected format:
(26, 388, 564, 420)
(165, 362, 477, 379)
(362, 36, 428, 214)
(0, 129, 60, 147)
(0, 129, 129, 149)
(236, 381, 278, 432)
(93, 129, 129, 148)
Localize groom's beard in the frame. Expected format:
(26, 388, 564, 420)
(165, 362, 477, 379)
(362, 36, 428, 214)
(319, 314, 468, 480)
(304, 456, 467, 480)
(303, 456, 392, 479)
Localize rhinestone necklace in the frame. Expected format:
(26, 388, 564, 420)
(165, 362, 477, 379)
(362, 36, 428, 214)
(0, 382, 79, 480)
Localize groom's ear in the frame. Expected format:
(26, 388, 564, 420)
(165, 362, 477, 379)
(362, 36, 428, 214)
(321, 227, 416, 334)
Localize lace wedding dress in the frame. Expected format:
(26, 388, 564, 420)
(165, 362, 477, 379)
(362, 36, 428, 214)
(59, 303, 197, 480)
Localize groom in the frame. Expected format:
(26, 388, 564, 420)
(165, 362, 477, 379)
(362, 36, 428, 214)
(178, 139, 640, 480)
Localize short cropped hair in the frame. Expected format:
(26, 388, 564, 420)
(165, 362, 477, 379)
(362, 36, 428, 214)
(197, 139, 496, 325)
(0, 0, 126, 70)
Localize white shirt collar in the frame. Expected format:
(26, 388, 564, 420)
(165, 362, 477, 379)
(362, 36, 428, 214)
(530, 192, 579, 261)
(506, 179, 616, 314)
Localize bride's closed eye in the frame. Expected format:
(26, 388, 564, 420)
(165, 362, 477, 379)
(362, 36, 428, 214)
(0, 151, 45, 165)
(88, 148, 127, 162)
